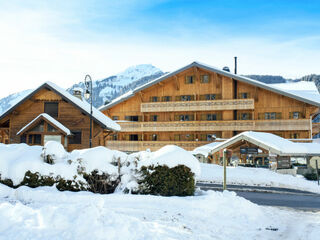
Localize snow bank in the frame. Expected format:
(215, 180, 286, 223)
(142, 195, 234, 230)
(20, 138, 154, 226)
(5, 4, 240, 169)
(0, 183, 319, 240)
(0, 143, 128, 186)
(199, 163, 320, 193)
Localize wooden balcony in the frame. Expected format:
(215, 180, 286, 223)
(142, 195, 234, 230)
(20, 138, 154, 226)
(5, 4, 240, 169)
(106, 140, 210, 152)
(118, 119, 311, 132)
(141, 99, 254, 112)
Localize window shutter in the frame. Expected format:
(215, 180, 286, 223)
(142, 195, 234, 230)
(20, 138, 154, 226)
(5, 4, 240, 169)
(217, 113, 222, 120)
(289, 112, 293, 119)
(138, 116, 142, 122)
(237, 112, 241, 120)
(161, 96, 165, 102)
(174, 115, 179, 121)
(258, 113, 264, 120)
(149, 96, 152, 102)
(216, 94, 222, 100)
(276, 112, 282, 119)
(248, 113, 252, 120)
(200, 95, 205, 100)
(125, 135, 129, 141)
(138, 134, 142, 141)
(247, 93, 251, 98)
(189, 114, 194, 121)
(174, 134, 180, 141)
(190, 95, 195, 101)
(125, 116, 130, 121)
(201, 114, 206, 120)
(185, 76, 188, 84)
(175, 96, 180, 101)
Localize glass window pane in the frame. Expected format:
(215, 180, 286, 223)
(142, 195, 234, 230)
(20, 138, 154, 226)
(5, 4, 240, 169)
(47, 123, 57, 132)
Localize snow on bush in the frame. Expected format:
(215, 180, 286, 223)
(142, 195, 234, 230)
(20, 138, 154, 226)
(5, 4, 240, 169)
(42, 141, 68, 164)
(118, 145, 201, 195)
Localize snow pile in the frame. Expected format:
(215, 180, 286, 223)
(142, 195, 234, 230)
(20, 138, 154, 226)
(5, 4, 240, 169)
(0, 143, 128, 187)
(199, 163, 320, 193)
(0, 183, 320, 240)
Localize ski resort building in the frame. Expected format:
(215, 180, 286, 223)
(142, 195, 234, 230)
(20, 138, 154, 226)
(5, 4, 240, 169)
(99, 62, 320, 152)
(0, 82, 120, 151)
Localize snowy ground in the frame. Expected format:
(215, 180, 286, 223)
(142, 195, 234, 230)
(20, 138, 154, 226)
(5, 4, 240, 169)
(199, 163, 320, 194)
(0, 183, 319, 240)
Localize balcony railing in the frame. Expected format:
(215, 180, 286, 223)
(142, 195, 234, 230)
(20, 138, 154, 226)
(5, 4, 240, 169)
(118, 119, 311, 132)
(141, 99, 255, 112)
(106, 140, 210, 152)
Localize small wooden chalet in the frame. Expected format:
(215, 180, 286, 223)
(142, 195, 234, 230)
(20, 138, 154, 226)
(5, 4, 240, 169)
(0, 82, 120, 151)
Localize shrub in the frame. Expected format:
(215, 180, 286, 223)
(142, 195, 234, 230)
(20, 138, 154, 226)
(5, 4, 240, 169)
(137, 165, 195, 196)
(304, 170, 320, 181)
(83, 170, 120, 194)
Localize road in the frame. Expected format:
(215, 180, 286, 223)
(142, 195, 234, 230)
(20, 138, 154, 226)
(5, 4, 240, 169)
(197, 182, 320, 210)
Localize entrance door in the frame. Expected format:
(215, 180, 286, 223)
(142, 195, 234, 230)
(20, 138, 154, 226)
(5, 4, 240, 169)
(44, 135, 62, 145)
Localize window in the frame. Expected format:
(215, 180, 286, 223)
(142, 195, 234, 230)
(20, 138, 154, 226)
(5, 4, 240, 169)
(47, 123, 57, 132)
(112, 134, 118, 140)
(201, 113, 221, 121)
(291, 133, 299, 139)
(112, 116, 119, 121)
(200, 94, 221, 100)
(151, 134, 157, 141)
(129, 134, 139, 141)
(34, 134, 41, 144)
(176, 95, 194, 101)
(150, 96, 159, 102)
(207, 114, 217, 121)
(161, 96, 172, 102)
(200, 75, 210, 83)
(263, 112, 281, 120)
(30, 121, 44, 132)
(69, 131, 82, 144)
(44, 102, 58, 118)
(239, 93, 250, 99)
(125, 116, 140, 121)
(185, 75, 195, 84)
(175, 114, 194, 121)
(290, 112, 301, 119)
(150, 115, 158, 122)
(239, 113, 251, 120)
(20, 135, 26, 143)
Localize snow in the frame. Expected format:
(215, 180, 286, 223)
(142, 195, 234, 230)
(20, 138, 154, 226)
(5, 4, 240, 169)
(0, 184, 320, 240)
(191, 142, 222, 157)
(199, 163, 320, 194)
(132, 145, 201, 177)
(209, 131, 320, 156)
(16, 113, 71, 136)
(0, 143, 129, 186)
(269, 81, 320, 105)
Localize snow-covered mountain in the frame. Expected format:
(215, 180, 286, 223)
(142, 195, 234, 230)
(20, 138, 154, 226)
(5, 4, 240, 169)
(68, 64, 164, 107)
(0, 64, 164, 114)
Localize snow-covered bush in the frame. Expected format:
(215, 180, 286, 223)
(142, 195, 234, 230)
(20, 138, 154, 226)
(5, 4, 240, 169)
(118, 145, 200, 196)
(138, 165, 196, 196)
(0, 143, 127, 193)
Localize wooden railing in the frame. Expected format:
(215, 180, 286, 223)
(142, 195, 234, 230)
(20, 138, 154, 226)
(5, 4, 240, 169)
(106, 140, 210, 152)
(141, 99, 254, 112)
(118, 119, 310, 132)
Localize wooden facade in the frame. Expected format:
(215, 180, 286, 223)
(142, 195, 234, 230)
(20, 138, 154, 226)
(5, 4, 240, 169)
(101, 62, 320, 152)
(0, 83, 118, 151)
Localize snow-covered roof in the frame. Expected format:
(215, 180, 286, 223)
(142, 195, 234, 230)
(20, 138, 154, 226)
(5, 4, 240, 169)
(99, 61, 320, 111)
(209, 131, 320, 157)
(0, 81, 120, 132)
(16, 113, 72, 136)
(190, 142, 223, 157)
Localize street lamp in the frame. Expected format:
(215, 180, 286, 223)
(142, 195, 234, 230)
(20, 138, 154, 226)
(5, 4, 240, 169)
(84, 74, 93, 148)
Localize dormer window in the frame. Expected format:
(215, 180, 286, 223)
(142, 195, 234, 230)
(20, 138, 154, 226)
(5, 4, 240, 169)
(185, 75, 195, 84)
(44, 102, 58, 118)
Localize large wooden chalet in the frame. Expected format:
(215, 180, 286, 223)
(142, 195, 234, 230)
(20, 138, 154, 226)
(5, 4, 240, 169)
(0, 82, 120, 151)
(100, 61, 320, 152)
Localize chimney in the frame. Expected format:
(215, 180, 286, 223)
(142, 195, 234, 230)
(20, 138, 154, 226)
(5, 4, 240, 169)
(72, 88, 83, 100)
(234, 56, 237, 74)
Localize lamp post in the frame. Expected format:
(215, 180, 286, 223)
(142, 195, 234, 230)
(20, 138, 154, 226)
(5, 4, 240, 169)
(84, 74, 93, 148)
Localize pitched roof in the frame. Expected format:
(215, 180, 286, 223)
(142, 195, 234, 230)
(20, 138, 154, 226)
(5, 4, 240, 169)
(208, 131, 320, 156)
(17, 113, 71, 136)
(99, 61, 320, 111)
(0, 81, 120, 132)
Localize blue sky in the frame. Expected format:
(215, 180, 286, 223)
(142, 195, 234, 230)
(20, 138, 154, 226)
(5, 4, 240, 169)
(0, 0, 320, 97)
